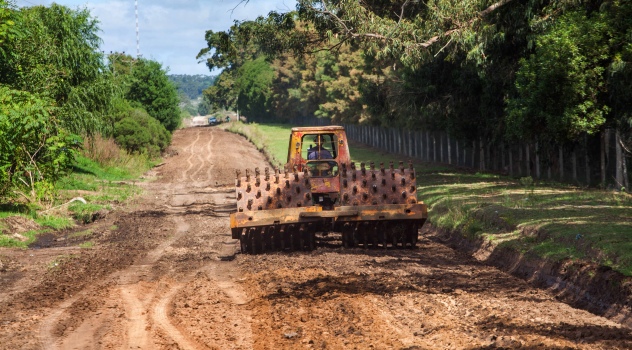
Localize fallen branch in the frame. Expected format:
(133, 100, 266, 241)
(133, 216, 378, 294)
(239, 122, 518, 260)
(41, 197, 87, 213)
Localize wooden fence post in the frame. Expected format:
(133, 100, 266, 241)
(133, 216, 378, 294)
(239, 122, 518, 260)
(448, 135, 452, 165)
(535, 141, 540, 179)
(440, 134, 444, 163)
(456, 141, 459, 166)
(585, 135, 590, 186)
(616, 130, 624, 189)
(572, 148, 578, 183)
(480, 138, 485, 171)
(509, 148, 513, 176)
(433, 134, 437, 162)
(525, 144, 531, 177)
(426, 130, 430, 162)
(472, 140, 476, 168)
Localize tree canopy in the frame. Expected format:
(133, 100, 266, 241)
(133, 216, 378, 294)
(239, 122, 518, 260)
(198, 0, 632, 150)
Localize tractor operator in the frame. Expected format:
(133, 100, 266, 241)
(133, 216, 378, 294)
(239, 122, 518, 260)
(308, 136, 333, 160)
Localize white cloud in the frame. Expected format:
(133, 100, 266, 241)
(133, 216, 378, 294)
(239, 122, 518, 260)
(15, 0, 297, 75)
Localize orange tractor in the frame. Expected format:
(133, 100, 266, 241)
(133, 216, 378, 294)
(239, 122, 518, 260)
(230, 126, 427, 253)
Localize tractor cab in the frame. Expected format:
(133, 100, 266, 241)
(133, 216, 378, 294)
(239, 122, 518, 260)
(286, 126, 350, 177)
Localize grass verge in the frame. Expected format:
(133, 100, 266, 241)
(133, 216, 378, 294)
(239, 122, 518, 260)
(226, 122, 632, 276)
(0, 137, 156, 248)
(219, 121, 288, 167)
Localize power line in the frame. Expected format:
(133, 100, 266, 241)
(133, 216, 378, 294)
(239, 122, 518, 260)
(15, 0, 39, 7)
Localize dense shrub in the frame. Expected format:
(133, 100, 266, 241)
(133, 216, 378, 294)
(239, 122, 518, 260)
(0, 86, 80, 201)
(114, 108, 170, 157)
(126, 59, 181, 131)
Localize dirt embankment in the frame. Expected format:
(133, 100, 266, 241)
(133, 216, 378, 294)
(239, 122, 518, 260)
(0, 126, 631, 350)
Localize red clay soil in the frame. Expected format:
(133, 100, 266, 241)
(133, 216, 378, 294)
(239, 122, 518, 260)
(0, 125, 631, 349)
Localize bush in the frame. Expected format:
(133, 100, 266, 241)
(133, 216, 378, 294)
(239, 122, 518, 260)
(0, 86, 81, 202)
(113, 108, 171, 157)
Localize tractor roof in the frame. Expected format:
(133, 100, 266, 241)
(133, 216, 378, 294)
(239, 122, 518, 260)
(291, 126, 344, 132)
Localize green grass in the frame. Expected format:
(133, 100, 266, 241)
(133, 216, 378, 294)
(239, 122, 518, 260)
(220, 122, 290, 167)
(68, 202, 109, 224)
(0, 229, 42, 248)
(0, 152, 151, 248)
(35, 216, 74, 230)
(228, 122, 632, 276)
(69, 229, 93, 238)
(79, 241, 94, 249)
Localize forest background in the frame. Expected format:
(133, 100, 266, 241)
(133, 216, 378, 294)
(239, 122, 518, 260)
(198, 0, 632, 190)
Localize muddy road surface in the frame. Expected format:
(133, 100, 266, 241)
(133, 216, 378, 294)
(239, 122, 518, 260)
(1, 126, 631, 349)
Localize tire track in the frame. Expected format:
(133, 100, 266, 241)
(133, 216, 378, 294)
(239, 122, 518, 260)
(120, 284, 153, 349)
(189, 128, 215, 183)
(38, 217, 191, 349)
(205, 128, 216, 181)
(32, 126, 271, 350)
(151, 279, 201, 350)
(181, 127, 201, 183)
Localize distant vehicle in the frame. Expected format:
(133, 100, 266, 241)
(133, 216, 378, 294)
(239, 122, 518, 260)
(208, 116, 220, 126)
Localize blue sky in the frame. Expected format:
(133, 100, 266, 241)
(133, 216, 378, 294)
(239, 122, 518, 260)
(16, 0, 297, 75)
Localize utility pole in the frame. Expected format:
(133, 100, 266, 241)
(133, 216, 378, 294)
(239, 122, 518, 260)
(135, 0, 140, 57)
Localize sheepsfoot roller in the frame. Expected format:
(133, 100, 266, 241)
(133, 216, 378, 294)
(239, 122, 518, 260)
(229, 126, 428, 253)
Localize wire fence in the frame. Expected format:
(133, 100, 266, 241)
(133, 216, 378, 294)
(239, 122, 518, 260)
(292, 116, 630, 190)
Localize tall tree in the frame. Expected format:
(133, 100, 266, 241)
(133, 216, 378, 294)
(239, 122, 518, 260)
(236, 57, 275, 121)
(126, 58, 181, 131)
(0, 3, 113, 135)
(506, 9, 610, 144)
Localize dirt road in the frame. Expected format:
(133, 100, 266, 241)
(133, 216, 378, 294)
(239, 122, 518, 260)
(1, 126, 631, 349)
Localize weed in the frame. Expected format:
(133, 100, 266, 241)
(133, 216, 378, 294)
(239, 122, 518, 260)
(79, 241, 94, 249)
(36, 216, 74, 230)
(68, 202, 106, 224)
(47, 254, 77, 270)
(0, 229, 41, 248)
(82, 135, 123, 165)
(69, 229, 93, 238)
